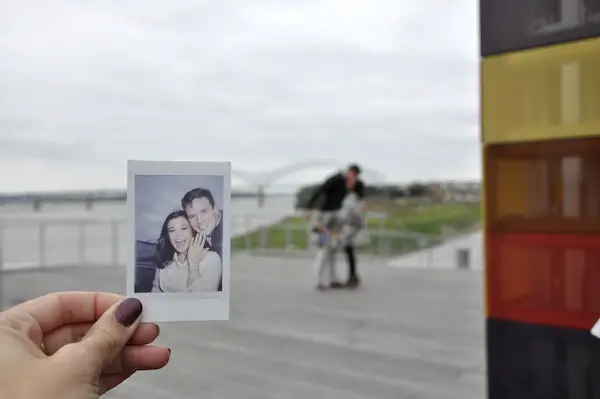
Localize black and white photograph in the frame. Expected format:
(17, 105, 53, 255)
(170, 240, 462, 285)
(127, 160, 231, 323)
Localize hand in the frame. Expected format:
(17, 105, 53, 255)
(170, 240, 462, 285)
(187, 233, 208, 271)
(313, 222, 325, 234)
(0, 292, 170, 398)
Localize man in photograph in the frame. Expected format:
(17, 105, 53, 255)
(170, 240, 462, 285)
(305, 163, 366, 288)
(181, 187, 223, 258)
(181, 187, 224, 292)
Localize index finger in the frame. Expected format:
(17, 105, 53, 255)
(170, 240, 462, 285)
(14, 291, 125, 334)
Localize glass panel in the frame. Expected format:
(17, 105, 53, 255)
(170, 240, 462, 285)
(486, 232, 600, 330)
(481, 0, 600, 56)
(485, 137, 600, 234)
(561, 156, 582, 217)
(482, 36, 600, 144)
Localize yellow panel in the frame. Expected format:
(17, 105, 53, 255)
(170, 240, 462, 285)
(482, 36, 600, 144)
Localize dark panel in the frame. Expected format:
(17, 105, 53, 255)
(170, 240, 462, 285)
(486, 232, 600, 330)
(484, 138, 600, 235)
(481, 0, 600, 56)
(487, 318, 600, 399)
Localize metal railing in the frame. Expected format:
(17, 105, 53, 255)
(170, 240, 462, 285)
(0, 213, 479, 309)
(0, 213, 126, 270)
(0, 213, 443, 271)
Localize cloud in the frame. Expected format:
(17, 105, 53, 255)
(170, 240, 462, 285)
(0, 0, 480, 192)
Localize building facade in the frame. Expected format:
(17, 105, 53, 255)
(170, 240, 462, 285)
(481, 0, 600, 397)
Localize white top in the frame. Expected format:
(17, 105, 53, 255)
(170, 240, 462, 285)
(152, 251, 222, 293)
(339, 192, 364, 219)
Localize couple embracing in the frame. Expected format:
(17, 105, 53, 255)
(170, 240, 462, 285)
(136, 188, 223, 293)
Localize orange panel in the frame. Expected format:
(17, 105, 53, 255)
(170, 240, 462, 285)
(485, 137, 600, 235)
(486, 232, 600, 330)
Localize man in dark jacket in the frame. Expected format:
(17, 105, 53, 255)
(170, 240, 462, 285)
(305, 163, 365, 288)
(181, 188, 223, 259)
(181, 188, 223, 291)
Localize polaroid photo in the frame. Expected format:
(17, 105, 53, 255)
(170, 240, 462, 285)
(127, 160, 231, 323)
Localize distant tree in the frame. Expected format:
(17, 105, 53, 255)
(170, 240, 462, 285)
(386, 186, 406, 198)
(295, 184, 320, 209)
(296, 183, 411, 209)
(406, 183, 429, 198)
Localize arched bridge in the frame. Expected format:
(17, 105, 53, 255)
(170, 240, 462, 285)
(9, 160, 387, 211)
(232, 160, 387, 207)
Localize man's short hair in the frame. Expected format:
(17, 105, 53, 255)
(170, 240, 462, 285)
(348, 163, 361, 175)
(181, 188, 215, 209)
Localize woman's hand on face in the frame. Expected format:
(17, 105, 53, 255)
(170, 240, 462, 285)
(0, 292, 170, 398)
(187, 233, 208, 270)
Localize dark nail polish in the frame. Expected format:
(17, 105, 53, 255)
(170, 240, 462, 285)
(115, 298, 143, 327)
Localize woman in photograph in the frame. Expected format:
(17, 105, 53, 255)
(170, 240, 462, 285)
(152, 210, 222, 293)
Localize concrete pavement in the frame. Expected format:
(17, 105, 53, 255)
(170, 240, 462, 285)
(1, 254, 486, 399)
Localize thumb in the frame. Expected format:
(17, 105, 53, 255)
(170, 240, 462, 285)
(58, 297, 143, 372)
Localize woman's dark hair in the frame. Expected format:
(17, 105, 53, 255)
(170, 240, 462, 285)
(155, 210, 190, 269)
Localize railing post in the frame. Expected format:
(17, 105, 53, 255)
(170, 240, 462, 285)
(456, 248, 470, 270)
(378, 215, 387, 256)
(377, 230, 384, 256)
(245, 215, 252, 250)
(39, 221, 47, 267)
(426, 246, 433, 268)
(77, 221, 86, 264)
(259, 226, 267, 253)
(284, 223, 291, 252)
(110, 220, 119, 267)
(382, 231, 391, 257)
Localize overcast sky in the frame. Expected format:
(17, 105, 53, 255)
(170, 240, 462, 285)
(0, 0, 480, 193)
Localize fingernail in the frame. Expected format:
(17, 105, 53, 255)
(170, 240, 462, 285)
(168, 348, 171, 356)
(115, 298, 143, 327)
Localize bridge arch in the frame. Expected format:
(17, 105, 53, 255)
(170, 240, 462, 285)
(232, 160, 386, 207)
(233, 160, 386, 189)
(231, 170, 258, 186)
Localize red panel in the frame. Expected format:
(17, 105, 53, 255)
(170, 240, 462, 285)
(487, 232, 600, 330)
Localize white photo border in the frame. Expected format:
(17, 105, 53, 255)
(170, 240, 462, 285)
(127, 160, 231, 323)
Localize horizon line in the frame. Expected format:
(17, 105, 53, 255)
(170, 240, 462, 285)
(0, 178, 482, 197)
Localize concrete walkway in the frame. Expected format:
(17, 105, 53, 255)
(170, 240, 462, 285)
(1, 254, 486, 399)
